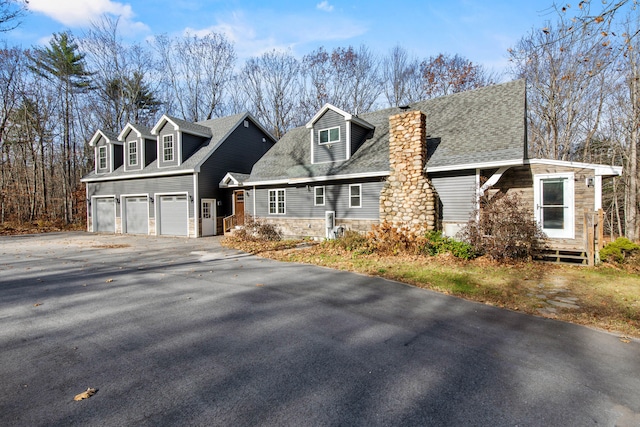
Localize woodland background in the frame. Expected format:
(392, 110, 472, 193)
(0, 0, 638, 240)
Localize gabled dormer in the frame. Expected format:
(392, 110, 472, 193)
(151, 115, 212, 168)
(306, 104, 375, 164)
(89, 129, 122, 174)
(119, 123, 156, 172)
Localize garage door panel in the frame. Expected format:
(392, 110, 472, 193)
(125, 197, 148, 234)
(159, 195, 188, 236)
(95, 198, 115, 232)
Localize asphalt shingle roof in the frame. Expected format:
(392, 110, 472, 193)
(247, 79, 526, 183)
(82, 112, 248, 181)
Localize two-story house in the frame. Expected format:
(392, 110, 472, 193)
(82, 112, 275, 237)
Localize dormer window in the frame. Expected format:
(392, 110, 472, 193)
(128, 141, 138, 166)
(163, 135, 174, 161)
(98, 146, 107, 169)
(319, 127, 340, 145)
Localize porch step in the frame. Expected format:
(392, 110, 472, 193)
(534, 249, 588, 265)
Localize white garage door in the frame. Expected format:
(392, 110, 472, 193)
(159, 195, 188, 236)
(124, 197, 148, 234)
(94, 197, 115, 232)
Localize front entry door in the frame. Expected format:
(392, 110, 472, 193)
(234, 191, 245, 226)
(201, 198, 216, 236)
(535, 173, 574, 239)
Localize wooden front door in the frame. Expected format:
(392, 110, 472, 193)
(234, 191, 245, 226)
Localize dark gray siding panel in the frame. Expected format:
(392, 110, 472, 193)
(350, 122, 372, 155)
(182, 133, 205, 161)
(145, 138, 157, 166)
(248, 180, 383, 220)
(199, 119, 274, 217)
(313, 110, 347, 163)
(86, 174, 194, 218)
(430, 171, 476, 222)
(113, 144, 123, 170)
(158, 122, 178, 168)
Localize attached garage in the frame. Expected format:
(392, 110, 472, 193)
(158, 195, 188, 236)
(94, 197, 116, 233)
(124, 196, 149, 234)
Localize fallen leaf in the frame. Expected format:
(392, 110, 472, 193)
(33, 302, 43, 307)
(620, 336, 631, 344)
(256, 283, 264, 287)
(74, 388, 97, 401)
(105, 279, 113, 283)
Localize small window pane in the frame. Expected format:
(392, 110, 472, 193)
(350, 185, 361, 208)
(319, 129, 328, 144)
(314, 187, 325, 206)
(329, 127, 339, 142)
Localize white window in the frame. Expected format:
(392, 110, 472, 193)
(98, 146, 107, 169)
(128, 141, 137, 166)
(349, 184, 361, 208)
(314, 186, 325, 206)
(268, 189, 285, 215)
(319, 126, 340, 144)
(163, 135, 174, 162)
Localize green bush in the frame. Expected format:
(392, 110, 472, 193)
(600, 237, 640, 263)
(422, 231, 477, 260)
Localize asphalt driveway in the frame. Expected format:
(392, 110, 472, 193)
(0, 232, 638, 426)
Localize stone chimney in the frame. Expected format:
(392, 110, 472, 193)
(379, 110, 439, 234)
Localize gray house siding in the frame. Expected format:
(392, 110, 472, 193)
(350, 122, 371, 155)
(248, 180, 383, 220)
(87, 174, 194, 219)
(95, 136, 110, 174)
(313, 110, 347, 163)
(199, 119, 274, 217)
(182, 133, 205, 161)
(430, 170, 476, 222)
(123, 130, 143, 171)
(157, 122, 178, 168)
(144, 137, 156, 166)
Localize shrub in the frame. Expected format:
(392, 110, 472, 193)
(422, 231, 477, 260)
(332, 230, 370, 253)
(233, 216, 282, 242)
(600, 237, 640, 263)
(458, 191, 547, 261)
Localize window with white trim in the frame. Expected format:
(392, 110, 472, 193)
(163, 135, 174, 162)
(128, 140, 137, 166)
(319, 126, 340, 144)
(349, 184, 361, 208)
(314, 186, 325, 206)
(268, 189, 285, 215)
(98, 146, 107, 169)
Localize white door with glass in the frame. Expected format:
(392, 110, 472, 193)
(201, 198, 216, 236)
(534, 173, 574, 239)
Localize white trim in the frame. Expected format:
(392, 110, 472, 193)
(268, 188, 286, 215)
(305, 103, 374, 130)
(246, 170, 389, 187)
(534, 172, 575, 239)
(89, 129, 115, 147)
(478, 166, 510, 195)
(151, 115, 211, 138)
(163, 134, 175, 162)
(98, 146, 107, 170)
(314, 186, 325, 206)
(127, 140, 138, 168)
(349, 184, 362, 208)
(594, 175, 603, 210)
(526, 158, 622, 176)
(426, 159, 524, 173)
(82, 169, 196, 183)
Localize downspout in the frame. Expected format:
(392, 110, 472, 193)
(193, 173, 199, 238)
(253, 185, 256, 217)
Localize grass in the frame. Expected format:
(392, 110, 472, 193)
(222, 236, 640, 339)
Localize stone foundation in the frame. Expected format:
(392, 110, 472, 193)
(260, 217, 378, 240)
(380, 110, 439, 235)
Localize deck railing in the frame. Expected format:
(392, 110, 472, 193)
(223, 215, 237, 234)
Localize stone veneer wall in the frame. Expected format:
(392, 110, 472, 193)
(260, 217, 378, 240)
(379, 110, 439, 234)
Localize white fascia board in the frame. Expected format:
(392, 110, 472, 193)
(150, 114, 172, 135)
(89, 129, 115, 147)
(81, 169, 195, 183)
(306, 104, 352, 128)
(526, 158, 623, 176)
(245, 171, 389, 187)
(426, 159, 524, 173)
(118, 123, 139, 141)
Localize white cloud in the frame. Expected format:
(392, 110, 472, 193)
(316, 1, 334, 12)
(27, 0, 149, 35)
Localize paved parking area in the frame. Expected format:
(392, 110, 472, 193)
(1, 232, 639, 426)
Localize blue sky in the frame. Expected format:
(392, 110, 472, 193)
(5, 0, 566, 73)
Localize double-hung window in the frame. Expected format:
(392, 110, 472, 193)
(128, 141, 137, 166)
(314, 186, 325, 206)
(319, 126, 340, 144)
(349, 184, 361, 208)
(163, 135, 174, 162)
(98, 146, 107, 169)
(268, 189, 285, 215)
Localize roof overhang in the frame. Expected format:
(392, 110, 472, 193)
(88, 129, 117, 147)
(243, 170, 389, 187)
(426, 159, 524, 173)
(151, 115, 211, 138)
(81, 169, 195, 183)
(305, 103, 375, 130)
(219, 172, 244, 188)
(118, 123, 154, 141)
(526, 158, 623, 176)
